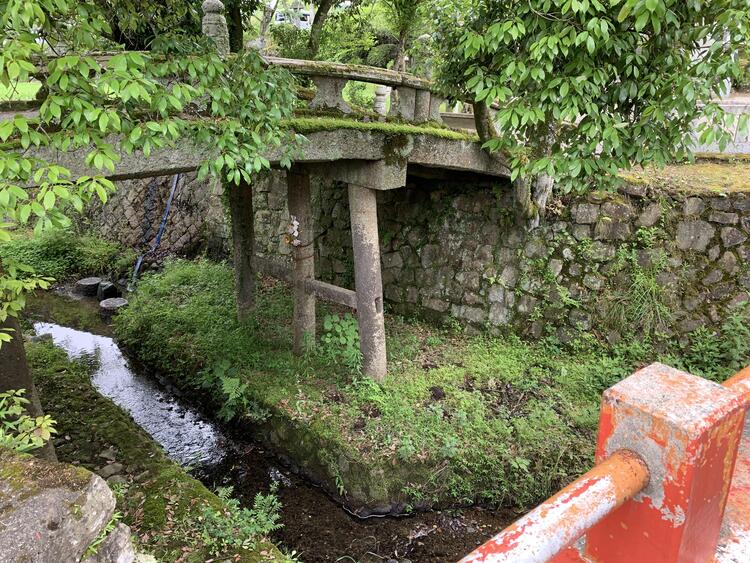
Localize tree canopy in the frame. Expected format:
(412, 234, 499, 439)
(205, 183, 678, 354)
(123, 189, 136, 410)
(433, 0, 750, 225)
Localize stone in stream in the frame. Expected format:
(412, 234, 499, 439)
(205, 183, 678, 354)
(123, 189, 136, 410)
(97, 281, 119, 301)
(100, 297, 129, 321)
(76, 276, 103, 296)
(98, 462, 124, 479)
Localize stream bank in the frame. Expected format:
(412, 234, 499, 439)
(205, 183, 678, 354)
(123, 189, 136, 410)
(25, 288, 516, 562)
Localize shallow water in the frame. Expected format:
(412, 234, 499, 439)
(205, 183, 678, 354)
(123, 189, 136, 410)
(28, 290, 514, 562)
(33, 321, 227, 467)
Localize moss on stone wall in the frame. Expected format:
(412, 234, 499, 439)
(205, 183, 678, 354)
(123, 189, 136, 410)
(621, 162, 750, 194)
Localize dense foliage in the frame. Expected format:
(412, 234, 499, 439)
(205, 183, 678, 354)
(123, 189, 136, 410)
(433, 0, 750, 225)
(0, 230, 134, 280)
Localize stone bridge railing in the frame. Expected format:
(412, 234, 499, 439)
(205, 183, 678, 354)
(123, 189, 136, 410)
(461, 363, 750, 563)
(266, 56, 445, 123)
(202, 0, 446, 125)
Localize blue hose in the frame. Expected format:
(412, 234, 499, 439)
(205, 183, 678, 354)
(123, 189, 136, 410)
(130, 173, 182, 287)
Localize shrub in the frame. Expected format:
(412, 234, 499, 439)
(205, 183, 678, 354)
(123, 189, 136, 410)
(0, 229, 134, 281)
(0, 389, 56, 453)
(267, 24, 311, 59)
(664, 304, 750, 382)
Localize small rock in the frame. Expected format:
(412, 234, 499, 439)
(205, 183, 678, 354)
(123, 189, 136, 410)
(81, 523, 135, 563)
(98, 448, 117, 462)
(683, 197, 705, 217)
(676, 220, 715, 251)
(75, 277, 102, 296)
(637, 203, 662, 227)
(105, 475, 128, 487)
(711, 197, 732, 211)
(721, 227, 747, 248)
(702, 269, 724, 286)
(31, 333, 53, 343)
(709, 211, 738, 225)
(573, 203, 600, 224)
(583, 273, 604, 291)
(98, 463, 124, 479)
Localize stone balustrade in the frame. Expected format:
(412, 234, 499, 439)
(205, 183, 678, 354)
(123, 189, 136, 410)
(265, 56, 445, 123)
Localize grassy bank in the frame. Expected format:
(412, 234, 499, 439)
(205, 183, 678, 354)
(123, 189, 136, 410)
(0, 229, 134, 281)
(27, 340, 289, 562)
(115, 259, 660, 510)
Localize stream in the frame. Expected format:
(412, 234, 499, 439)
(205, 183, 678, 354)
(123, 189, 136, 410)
(28, 290, 513, 562)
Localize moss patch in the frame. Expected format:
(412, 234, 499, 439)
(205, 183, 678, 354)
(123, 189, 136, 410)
(113, 260, 653, 511)
(621, 162, 750, 194)
(285, 116, 479, 142)
(27, 340, 287, 562)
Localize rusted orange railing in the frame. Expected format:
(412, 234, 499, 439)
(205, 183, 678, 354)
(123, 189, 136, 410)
(460, 450, 649, 563)
(461, 362, 750, 563)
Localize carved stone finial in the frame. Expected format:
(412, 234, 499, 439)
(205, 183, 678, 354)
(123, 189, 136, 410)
(202, 0, 224, 14)
(202, 0, 230, 56)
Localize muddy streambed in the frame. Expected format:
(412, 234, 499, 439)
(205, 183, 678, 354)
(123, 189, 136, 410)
(28, 290, 514, 562)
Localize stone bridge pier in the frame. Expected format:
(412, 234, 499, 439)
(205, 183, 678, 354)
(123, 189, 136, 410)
(286, 160, 406, 380)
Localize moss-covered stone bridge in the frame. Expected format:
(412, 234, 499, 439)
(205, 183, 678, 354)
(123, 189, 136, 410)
(4, 0, 510, 380)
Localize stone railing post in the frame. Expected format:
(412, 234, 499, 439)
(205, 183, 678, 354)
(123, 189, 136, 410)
(310, 76, 351, 113)
(414, 89, 431, 123)
(202, 0, 230, 56)
(374, 85, 390, 116)
(389, 86, 416, 121)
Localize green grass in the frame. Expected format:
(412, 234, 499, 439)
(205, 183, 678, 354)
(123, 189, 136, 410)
(27, 340, 287, 562)
(0, 82, 41, 102)
(0, 229, 135, 281)
(115, 259, 650, 509)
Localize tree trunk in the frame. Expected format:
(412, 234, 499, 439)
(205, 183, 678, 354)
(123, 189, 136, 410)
(227, 1, 244, 53)
(307, 0, 335, 58)
(513, 176, 535, 222)
(0, 316, 57, 461)
(226, 179, 256, 321)
(260, 1, 279, 40)
(394, 29, 408, 71)
(472, 102, 498, 146)
(530, 173, 555, 230)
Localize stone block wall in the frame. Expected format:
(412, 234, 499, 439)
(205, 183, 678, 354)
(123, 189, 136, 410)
(88, 168, 750, 342)
(254, 171, 750, 342)
(84, 172, 228, 260)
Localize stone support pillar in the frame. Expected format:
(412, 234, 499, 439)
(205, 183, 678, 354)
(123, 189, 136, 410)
(287, 169, 316, 354)
(348, 184, 387, 381)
